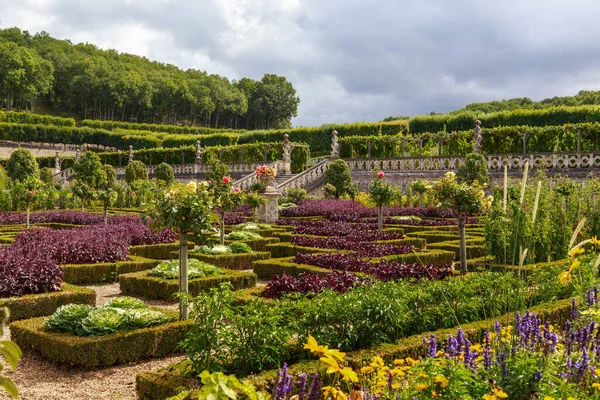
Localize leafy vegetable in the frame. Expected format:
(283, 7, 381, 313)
(148, 259, 222, 279)
(107, 296, 146, 309)
(45, 304, 93, 334)
(224, 231, 262, 240)
(194, 243, 252, 255)
(229, 242, 252, 254)
(234, 222, 272, 231)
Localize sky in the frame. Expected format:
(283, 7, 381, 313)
(2, 0, 600, 127)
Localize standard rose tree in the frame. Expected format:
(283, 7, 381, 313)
(369, 171, 397, 232)
(213, 176, 244, 245)
(145, 181, 213, 320)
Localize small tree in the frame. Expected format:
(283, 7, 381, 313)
(433, 171, 492, 274)
(457, 153, 489, 185)
(146, 182, 214, 320)
(6, 148, 39, 183)
(369, 171, 397, 232)
(0, 165, 7, 190)
(39, 167, 55, 185)
(205, 161, 229, 187)
(245, 193, 267, 219)
(155, 162, 175, 186)
(12, 176, 41, 229)
(324, 159, 352, 199)
(98, 165, 118, 224)
(125, 160, 148, 184)
(213, 176, 244, 245)
(72, 152, 107, 211)
(410, 180, 432, 207)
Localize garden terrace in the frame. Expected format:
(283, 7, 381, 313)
(279, 201, 462, 219)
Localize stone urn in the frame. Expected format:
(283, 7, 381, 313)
(259, 175, 275, 187)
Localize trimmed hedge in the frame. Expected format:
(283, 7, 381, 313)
(427, 239, 486, 260)
(81, 119, 241, 135)
(0, 283, 96, 322)
(0, 110, 76, 127)
(119, 269, 257, 301)
(375, 237, 426, 248)
(60, 256, 161, 284)
(253, 257, 329, 279)
(224, 237, 280, 252)
(136, 297, 575, 399)
(265, 243, 333, 258)
(11, 310, 192, 369)
(379, 249, 456, 265)
(471, 258, 571, 274)
(187, 251, 271, 270)
(130, 243, 194, 260)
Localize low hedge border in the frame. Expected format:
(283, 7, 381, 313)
(253, 257, 329, 279)
(130, 243, 194, 260)
(119, 269, 258, 301)
(61, 255, 161, 284)
(136, 297, 575, 399)
(378, 249, 456, 265)
(0, 235, 14, 244)
(388, 223, 479, 234)
(11, 309, 193, 369)
(224, 227, 286, 238)
(471, 258, 571, 274)
(272, 231, 293, 242)
(186, 251, 271, 270)
(265, 243, 332, 258)
(426, 240, 486, 260)
(224, 237, 280, 252)
(0, 283, 96, 322)
(376, 237, 426, 248)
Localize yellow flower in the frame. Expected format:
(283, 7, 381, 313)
(595, 368, 600, 376)
(478, 190, 485, 198)
(393, 359, 405, 365)
(186, 181, 197, 193)
(322, 386, 348, 400)
(320, 357, 358, 382)
(360, 366, 374, 374)
(415, 383, 429, 391)
(405, 357, 419, 365)
(482, 395, 497, 400)
(418, 372, 428, 378)
(568, 247, 585, 258)
(543, 397, 555, 400)
(370, 356, 385, 369)
(390, 367, 405, 377)
(559, 259, 581, 285)
(593, 383, 600, 390)
(304, 335, 321, 355)
(434, 375, 449, 388)
(592, 236, 600, 247)
(432, 390, 440, 397)
(492, 387, 508, 398)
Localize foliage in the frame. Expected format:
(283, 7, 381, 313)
(155, 162, 175, 185)
(324, 160, 352, 199)
(262, 271, 366, 298)
(45, 299, 173, 336)
(148, 259, 222, 280)
(234, 222, 272, 231)
(0, 308, 21, 399)
(457, 152, 489, 185)
(125, 160, 148, 184)
(6, 148, 39, 182)
(222, 231, 262, 240)
(369, 173, 397, 207)
(39, 167, 54, 185)
(284, 188, 306, 205)
(194, 243, 252, 255)
(433, 172, 491, 216)
(191, 370, 267, 400)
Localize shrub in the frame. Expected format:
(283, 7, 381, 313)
(221, 231, 262, 240)
(155, 162, 175, 185)
(125, 160, 148, 184)
(45, 299, 174, 336)
(0, 245, 62, 298)
(291, 236, 414, 257)
(148, 259, 222, 280)
(262, 271, 367, 299)
(457, 153, 489, 185)
(286, 188, 307, 204)
(234, 222, 272, 231)
(6, 148, 39, 182)
(324, 159, 352, 199)
(39, 167, 55, 185)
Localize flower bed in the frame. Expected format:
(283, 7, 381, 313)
(130, 242, 195, 260)
(61, 256, 161, 284)
(262, 271, 366, 299)
(119, 269, 258, 300)
(224, 237, 280, 252)
(10, 309, 192, 369)
(0, 283, 96, 322)
(291, 235, 415, 257)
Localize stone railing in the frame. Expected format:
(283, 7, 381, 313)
(276, 159, 330, 192)
(234, 161, 280, 191)
(345, 156, 463, 172)
(113, 161, 268, 178)
(54, 167, 75, 183)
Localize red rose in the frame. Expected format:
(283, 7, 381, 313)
(222, 176, 231, 184)
(377, 171, 385, 178)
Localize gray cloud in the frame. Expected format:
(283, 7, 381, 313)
(2, 0, 600, 126)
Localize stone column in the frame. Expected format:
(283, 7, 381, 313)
(282, 134, 292, 174)
(195, 140, 203, 163)
(257, 185, 281, 223)
(128, 145, 134, 163)
(54, 151, 61, 175)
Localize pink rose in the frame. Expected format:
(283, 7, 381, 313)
(234, 187, 240, 193)
(377, 171, 385, 178)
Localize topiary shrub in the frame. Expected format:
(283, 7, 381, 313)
(6, 148, 39, 182)
(155, 162, 175, 185)
(457, 153, 489, 185)
(125, 160, 148, 184)
(39, 167, 55, 185)
(324, 159, 352, 199)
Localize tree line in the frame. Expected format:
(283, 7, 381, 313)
(0, 27, 300, 130)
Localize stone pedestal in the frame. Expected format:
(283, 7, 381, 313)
(281, 157, 291, 175)
(257, 185, 281, 224)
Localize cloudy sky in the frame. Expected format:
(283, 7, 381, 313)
(2, 0, 600, 126)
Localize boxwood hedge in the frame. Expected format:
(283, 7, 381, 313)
(61, 255, 161, 284)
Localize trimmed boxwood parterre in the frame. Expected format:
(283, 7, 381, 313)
(10, 309, 192, 369)
(60, 255, 161, 284)
(130, 242, 194, 260)
(185, 251, 271, 270)
(427, 239, 486, 260)
(224, 237, 280, 252)
(136, 297, 575, 399)
(119, 269, 258, 300)
(0, 283, 96, 322)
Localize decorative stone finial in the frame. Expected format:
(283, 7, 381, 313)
(331, 130, 339, 159)
(472, 120, 483, 153)
(128, 145, 134, 163)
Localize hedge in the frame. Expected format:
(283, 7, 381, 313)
(378, 249, 456, 265)
(470, 258, 571, 274)
(130, 243, 194, 260)
(223, 237, 280, 252)
(187, 251, 271, 270)
(407, 231, 463, 244)
(136, 297, 575, 399)
(60, 256, 161, 284)
(80, 119, 242, 135)
(264, 243, 333, 258)
(253, 257, 330, 279)
(0, 283, 96, 322)
(0, 110, 76, 127)
(426, 239, 486, 260)
(408, 105, 600, 134)
(119, 269, 257, 300)
(10, 310, 192, 369)
(225, 227, 284, 238)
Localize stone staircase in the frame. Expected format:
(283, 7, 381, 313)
(273, 173, 296, 187)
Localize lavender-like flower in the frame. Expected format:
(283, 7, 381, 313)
(427, 334, 437, 358)
(446, 335, 458, 358)
(483, 330, 491, 370)
(307, 373, 321, 400)
(571, 298, 578, 320)
(297, 373, 308, 400)
(532, 370, 543, 383)
(273, 363, 293, 400)
(588, 289, 595, 306)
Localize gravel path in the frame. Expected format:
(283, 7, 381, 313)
(0, 284, 183, 400)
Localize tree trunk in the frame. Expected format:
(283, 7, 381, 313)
(220, 214, 225, 245)
(103, 202, 108, 225)
(378, 204, 383, 232)
(459, 216, 467, 275)
(179, 232, 189, 320)
(81, 199, 85, 212)
(26, 206, 30, 230)
(419, 193, 423, 208)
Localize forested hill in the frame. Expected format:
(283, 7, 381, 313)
(0, 27, 300, 130)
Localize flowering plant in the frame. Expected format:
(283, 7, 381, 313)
(256, 165, 276, 177)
